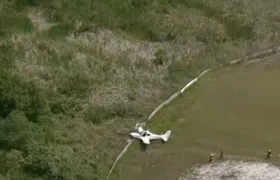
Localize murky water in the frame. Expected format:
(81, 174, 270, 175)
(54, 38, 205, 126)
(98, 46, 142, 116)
(179, 160, 280, 180)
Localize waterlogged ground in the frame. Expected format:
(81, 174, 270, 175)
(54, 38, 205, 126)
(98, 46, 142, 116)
(110, 55, 280, 180)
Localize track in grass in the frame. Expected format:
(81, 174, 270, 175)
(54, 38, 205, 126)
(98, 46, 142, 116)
(110, 55, 280, 180)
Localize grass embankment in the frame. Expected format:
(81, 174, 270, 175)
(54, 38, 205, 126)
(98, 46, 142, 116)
(112, 55, 280, 180)
(1, 0, 280, 179)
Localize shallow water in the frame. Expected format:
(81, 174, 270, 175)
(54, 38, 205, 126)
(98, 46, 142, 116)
(179, 160, 280, 180)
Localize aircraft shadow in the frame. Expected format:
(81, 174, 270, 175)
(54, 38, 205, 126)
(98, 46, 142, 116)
(137, 140, 167, 152)
(138, 140, 148, 152)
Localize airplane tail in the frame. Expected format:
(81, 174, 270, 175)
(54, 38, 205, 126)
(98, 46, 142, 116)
(161, 130, 171, 142)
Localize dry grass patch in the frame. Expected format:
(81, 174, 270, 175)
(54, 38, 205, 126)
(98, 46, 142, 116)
(10, 27, 197, 176)
(27, 9, 55, 31)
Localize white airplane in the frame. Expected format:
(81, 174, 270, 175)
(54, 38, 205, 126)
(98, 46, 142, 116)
(129, 127, 172, 145)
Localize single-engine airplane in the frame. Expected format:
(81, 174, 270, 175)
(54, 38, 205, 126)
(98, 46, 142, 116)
(129, 127, 172, 145)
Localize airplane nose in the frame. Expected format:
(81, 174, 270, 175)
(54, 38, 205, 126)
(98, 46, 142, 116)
(129, 132, 137, 139)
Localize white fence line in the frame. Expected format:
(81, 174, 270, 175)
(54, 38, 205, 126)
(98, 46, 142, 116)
(180, 78, 197, 94)
(148, 91, 181, 121)
(105, 140, 132, 180)
(104, 45, 280, 180)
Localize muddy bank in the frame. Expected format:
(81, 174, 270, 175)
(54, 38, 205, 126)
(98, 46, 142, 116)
(179, 160, 280, 180)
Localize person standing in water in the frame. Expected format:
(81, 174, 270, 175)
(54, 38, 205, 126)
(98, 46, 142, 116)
(218, 149, 224, 160)
(266, 149, 272, 159)
(208, 153, 214, 163)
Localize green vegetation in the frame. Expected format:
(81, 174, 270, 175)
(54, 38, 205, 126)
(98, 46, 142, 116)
(0, 0, 280, 179)
(112, 56, 280, 180)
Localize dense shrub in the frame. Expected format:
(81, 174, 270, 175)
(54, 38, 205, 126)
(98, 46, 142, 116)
(0, 69, 98, 179)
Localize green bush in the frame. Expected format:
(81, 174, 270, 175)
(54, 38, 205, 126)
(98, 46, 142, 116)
(46, 23, 74, 39)
(85, 103, 144, 124)
(182, 0, 255, 40)
(0, 70, 48, 122)
(16, 0, 42, 6)
(85, 106, 109, 124)
(23, 144, 97, 180)
(0, 16, 34, 36)
(0, 69, 98, 179)
(0, 43, 15, 67)
(153, 48, 167, 66)
(0, 111, 43, 151)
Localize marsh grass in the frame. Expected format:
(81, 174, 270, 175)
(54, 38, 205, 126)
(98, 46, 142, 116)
(1, 0, 280, 179)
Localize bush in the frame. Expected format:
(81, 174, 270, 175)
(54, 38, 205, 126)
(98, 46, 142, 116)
(0, 68, 98, 179)
(85, 102, 144, 124)
(0, 70, 48, 122)
(182, 0, 255, 40)
(23, 144, 97, 180)
(0, 15, 34, 36)
(16, 0, 42, 6)
(0, 111, 51, 151)
(0, 43, 15, 68)
(153, 48, 167, 66)
(46, 23, 74, 39)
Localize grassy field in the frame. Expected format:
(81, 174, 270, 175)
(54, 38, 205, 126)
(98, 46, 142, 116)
(1, 0, 280, 179)
(111, 56, 280, 180)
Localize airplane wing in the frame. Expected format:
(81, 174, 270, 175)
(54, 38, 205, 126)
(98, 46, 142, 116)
(140, 136, 150, 144)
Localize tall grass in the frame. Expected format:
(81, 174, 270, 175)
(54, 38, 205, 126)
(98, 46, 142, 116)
(0, 0, 280, 179)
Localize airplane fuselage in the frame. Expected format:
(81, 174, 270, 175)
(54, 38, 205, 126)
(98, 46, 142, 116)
(129, 129, 170, 145)
(130, 131, 161, 139)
